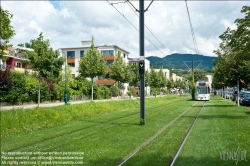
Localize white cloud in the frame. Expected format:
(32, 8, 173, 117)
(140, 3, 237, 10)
(2, 1, 249, 58)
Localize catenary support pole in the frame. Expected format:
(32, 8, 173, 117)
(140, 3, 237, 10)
(237, 79, 239, 106)
(139, 0, 145, 125)
(191, 59, 195, 100)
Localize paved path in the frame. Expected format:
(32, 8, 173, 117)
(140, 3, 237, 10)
(0, 97, 140, 111)
(0, 95, 166, 111)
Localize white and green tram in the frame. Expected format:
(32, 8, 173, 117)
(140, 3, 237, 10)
(195, 80, 211, 101)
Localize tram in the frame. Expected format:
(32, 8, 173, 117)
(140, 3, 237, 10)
(195, 80, 211, 101)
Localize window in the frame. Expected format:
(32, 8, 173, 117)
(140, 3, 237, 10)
(16, 63, 21, 68)
(67, 51, 75, 58)
(67, 63, 75, 67)
(80, 50, 84, 58)
(101, 50, 114, 56)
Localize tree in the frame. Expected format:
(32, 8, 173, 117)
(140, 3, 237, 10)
(0, 7, 15, 60)
(130, 63, 140, 87)
(158, 67, 167, 94)
(110, 50, 131, 96)
(188, 69, 207, 83)
(145, 70, 150, 87)
(149, 67, 160, 94)
(26, 33, 64, 80)
(213, 6, 250, 89)
(78, 36, 106, 101)
(25, 32, 64, 105)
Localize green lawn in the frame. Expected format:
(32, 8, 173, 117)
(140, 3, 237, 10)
(175, 95, 250, 166)
(1, 95, 249, 166)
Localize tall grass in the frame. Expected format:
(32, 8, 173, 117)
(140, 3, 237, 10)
(1, 99, 140, 138)
(1, 96, 176, 138)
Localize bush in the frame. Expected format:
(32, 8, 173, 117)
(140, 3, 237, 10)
(110, 85, 119, 97)
(131, 87, 138, 97)
(4, 71, 26, 103)
(96, 85, 111, 100)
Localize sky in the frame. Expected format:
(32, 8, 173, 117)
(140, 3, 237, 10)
(2, 0, 250, 58)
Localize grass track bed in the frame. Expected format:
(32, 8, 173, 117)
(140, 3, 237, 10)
(175, 96, 250, 166)
(2, 95, 248, 166)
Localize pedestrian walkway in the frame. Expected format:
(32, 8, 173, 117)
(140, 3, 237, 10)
(0, 97, 138, 111)
(0, 95, 164, 111)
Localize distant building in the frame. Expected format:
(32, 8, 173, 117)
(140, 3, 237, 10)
(0, 46, 33, 73)
(128, 58, 150, 72)
(154, 68, 170, 80)
(171, 73, 177, 81)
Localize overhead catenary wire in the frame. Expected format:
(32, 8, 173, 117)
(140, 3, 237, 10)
(107, 0, 165, 56)
(126, 0, 169, 54)
(185, 0, 199, 54)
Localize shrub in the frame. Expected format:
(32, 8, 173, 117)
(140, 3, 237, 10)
(110, 85, 119, 97)
(96, 85, 111, 99)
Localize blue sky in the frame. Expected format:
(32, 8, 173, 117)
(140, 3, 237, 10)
(49, 0, 61, 10)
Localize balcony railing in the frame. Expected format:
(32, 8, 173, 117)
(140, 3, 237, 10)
(4, 52, 29, 60)
(103, 55, 117, 61)
(96, 79, 116, 85)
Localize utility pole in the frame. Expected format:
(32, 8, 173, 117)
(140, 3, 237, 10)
(139, 0, 145, 125)
(183, 59, 202, 100)
(191, 59, 195, 100)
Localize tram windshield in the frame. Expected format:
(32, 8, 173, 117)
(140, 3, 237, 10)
(197, 86, 210, 94)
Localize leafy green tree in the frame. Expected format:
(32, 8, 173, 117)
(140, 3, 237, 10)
(188, 69, 207, 82)
(0, 7, 15, 60)
(130, 63, 140, 87)
(213, 6, 250, 88)
(110, 50, 131, 95)
(158, 67, 167, 94)
(149, 67, 160, 94)
(78, 36, 106, 100)
(26, 33, 64, 79)
(145, 70, 150, 87)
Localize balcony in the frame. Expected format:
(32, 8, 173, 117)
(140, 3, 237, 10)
(103, 55, 117, 61)
(96, 79, 116, 85)
(67, 58, 75, 63)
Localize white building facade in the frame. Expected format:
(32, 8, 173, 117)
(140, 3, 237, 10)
(60, 41, 130, 94)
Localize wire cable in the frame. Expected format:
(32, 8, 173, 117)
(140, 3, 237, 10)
(107, 0, 165, 56)
(127, 0, 169, 54)
(185, 0, 199, 54)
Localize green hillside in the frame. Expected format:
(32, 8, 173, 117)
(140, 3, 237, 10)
(146, 53, 218, 70)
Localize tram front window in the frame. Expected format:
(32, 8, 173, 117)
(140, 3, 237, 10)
(198, 86, 207, 94)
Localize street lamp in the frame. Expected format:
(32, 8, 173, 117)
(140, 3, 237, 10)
(61, 51, 68, 105)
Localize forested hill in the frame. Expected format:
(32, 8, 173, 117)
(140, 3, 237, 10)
(146, 53, 218, 70)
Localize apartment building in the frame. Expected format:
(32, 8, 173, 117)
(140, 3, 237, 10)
(0, 46, 33, 73)
(154, 68, 170, 80)
(60, 41, 130, 94)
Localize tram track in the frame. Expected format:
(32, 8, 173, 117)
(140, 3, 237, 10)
(117, 101, 203, 166)
(169, 101, 205, 166)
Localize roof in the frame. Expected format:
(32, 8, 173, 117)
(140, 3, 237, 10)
(10, 46, 34, 51)
(60, 45, 130, 54)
